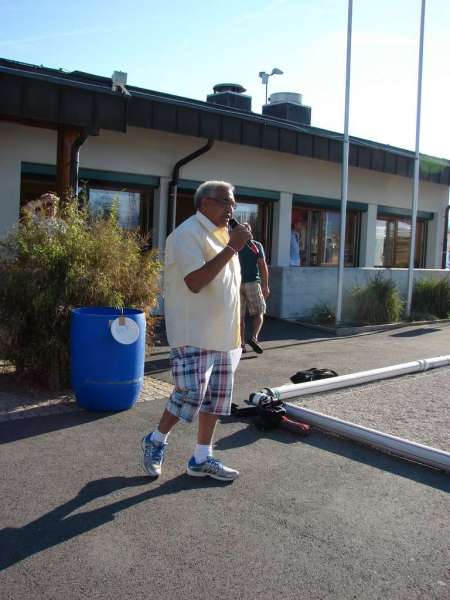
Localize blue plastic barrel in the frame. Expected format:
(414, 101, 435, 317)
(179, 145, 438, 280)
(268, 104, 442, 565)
(71, 307, 146, 411)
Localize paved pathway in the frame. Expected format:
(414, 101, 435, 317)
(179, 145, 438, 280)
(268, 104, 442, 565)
(1, 320, 449, 599)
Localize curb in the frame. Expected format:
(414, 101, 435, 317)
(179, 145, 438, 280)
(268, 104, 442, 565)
(295, 318, 450, 337)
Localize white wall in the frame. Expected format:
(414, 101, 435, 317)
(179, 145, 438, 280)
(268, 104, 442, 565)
(0, 122, 57, 235)
(81, 127, 448, 212)
(1, 121, 448, 268)
(267, 266, 450, 319)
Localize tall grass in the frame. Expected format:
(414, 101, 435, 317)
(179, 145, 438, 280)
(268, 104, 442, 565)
(349, 275, 404, 324)
(0, 197, 161, 389)
(412, 278, 450, 320)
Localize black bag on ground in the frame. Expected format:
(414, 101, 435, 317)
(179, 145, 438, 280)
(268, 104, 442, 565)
(231, 399, 286, 431)
(290, 368, 338, 384)
(255, 402, 286, 431)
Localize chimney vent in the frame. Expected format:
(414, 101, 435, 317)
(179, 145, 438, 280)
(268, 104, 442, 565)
(262, 91, 311, 125)
(207, 83, 252, 112)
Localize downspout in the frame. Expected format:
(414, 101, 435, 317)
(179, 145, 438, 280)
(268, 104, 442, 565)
(167, 139, 214, 234)
(442, 204, 449, 269)
(69, 129, 89, 198)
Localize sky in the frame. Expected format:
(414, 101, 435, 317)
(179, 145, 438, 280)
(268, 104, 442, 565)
(1, 0, 450, 160)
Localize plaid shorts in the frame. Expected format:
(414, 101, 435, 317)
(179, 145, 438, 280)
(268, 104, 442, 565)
(240, 281, 266, 317)
(165, 346, 241, 423)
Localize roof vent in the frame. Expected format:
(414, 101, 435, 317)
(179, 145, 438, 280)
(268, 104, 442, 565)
(112, 70, 130, 96)
(262, 91, 311, 125)
(269, 92, 302, 105)
(207, 83, 252, 112)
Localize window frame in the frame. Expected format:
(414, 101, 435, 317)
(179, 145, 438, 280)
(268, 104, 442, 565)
(292, 205, 362, 267)
(375, 214, 427, 268)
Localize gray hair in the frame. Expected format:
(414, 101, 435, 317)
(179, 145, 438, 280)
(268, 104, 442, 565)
(194, 180, 235, 211)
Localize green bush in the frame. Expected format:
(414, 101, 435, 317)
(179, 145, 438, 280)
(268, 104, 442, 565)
(311, 302, 336, 325)
(0, 197, 161, 389)
(349, 275, 404, 324)
(412, 278, 450, 320)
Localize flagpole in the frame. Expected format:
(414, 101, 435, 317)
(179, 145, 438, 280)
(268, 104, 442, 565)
(335, 0, 353, 325)
(406, 0, 426, 316)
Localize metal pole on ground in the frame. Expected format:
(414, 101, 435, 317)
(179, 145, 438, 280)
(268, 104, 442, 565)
(284, 403, 450, 472)
(406, 0, 426, 317)
(250, 356, 450, 402)
(335, 0, 353, 325)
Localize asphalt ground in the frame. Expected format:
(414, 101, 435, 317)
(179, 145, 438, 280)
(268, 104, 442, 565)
(1, 320, 449, 599)
(149, 317, 450, 405)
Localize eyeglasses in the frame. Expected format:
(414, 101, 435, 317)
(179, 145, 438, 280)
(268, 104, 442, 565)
(207, 196, 236, 210)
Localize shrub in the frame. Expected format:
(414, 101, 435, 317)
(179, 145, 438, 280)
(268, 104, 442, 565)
(349, 275, 404, 324)
(412, 278, 450, 320)
(311, 302, 336, 324)
(0, 197, 161, 389)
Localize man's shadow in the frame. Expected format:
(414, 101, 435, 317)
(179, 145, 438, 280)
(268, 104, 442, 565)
(0, 474, 228, 572)
(216, 416, 302, 450)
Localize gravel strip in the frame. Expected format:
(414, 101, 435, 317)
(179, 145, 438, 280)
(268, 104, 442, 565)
(0, 376, 173, 422)
(292, 367, 450, 452)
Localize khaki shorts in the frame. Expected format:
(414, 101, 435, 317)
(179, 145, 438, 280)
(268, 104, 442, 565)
(240, 281, 266, 317)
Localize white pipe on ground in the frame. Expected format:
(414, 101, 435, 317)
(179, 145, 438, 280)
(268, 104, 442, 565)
(284, 403, 450, 472)
(262, 356, 450, 401)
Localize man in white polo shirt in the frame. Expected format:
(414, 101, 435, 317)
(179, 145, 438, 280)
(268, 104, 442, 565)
(141, 181, 251, 481)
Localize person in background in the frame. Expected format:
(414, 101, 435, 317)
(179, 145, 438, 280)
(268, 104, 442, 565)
(238, 223, 270, 355)
(141, 180, 251, 481)
(22, 193, 58, 222)
(290, 220, 302, 266)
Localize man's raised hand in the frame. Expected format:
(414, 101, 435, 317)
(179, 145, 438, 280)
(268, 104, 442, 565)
(228, 224, 252, 252)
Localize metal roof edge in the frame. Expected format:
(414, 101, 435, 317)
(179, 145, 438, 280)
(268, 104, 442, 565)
(1, 57, 449, 167)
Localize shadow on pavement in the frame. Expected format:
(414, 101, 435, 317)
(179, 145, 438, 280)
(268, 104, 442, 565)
(217, 417, 302, 449)
(145, 318, 432, 372)
(218, 417, 450, 493)
(390, 327, 442, 338)
(0, 473, 230, 572)
(300, 431, 450, 493)
(144, 356, 171, 375)
(0, 411, 113, 445)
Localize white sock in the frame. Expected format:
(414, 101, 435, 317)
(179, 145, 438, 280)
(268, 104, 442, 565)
(150, 429, 169, 444)
(194, 444, 212, 464)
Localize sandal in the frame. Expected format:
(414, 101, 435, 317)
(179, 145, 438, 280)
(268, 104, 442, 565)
(248, 337, 263, 354)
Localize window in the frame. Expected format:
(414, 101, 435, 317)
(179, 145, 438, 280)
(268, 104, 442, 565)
(174, 191, 272, 260)
(175, 192, 196, 227)
(20, 176, 56, 206)
(234, 198, 271, 259)
(20, 174, 154, 239)
(375, 216, 427, 267)
(291, 206, 361, 267)
(85, 183, 153, 235)
(89, 189, 140, 229)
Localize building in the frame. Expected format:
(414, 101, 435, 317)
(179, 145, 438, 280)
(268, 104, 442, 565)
(1, 58, 449, 319)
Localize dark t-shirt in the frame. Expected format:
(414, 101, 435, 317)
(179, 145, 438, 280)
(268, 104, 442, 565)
(238, 240, 265, 283)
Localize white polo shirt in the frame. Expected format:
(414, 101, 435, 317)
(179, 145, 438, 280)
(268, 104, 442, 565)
(164, 211, 241, 352)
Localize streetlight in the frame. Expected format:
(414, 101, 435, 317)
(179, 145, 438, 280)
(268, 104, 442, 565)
(259, 68, 284, 104)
